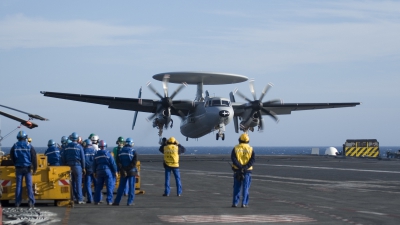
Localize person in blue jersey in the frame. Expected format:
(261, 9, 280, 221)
(82, 139, 97, 203)
(45, 139, 61, 166)
(59, 136, 69, 166)
(231, 133, 255, 208)
(93, 140, 117, 205)
(63, 132, 86, 204)
(159, 137, 185, 197)
(10, 130, 37, 208)
(112, 137, 138, 206)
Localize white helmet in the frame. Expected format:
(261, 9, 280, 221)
(91, 135, 99, 144)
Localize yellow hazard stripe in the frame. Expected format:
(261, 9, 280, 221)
(346, 147, 379, 158)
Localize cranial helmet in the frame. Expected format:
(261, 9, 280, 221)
(91, 135, 99, 144)
(125, 138, 134, 146)
(61, 136, 68, 144)
(167, 137, 177, 145)
(239, 133, 250, 143)
(82, 139, 92, 147)
(48, 139, 55, 147)
(70, 132, 79, 141)
(116, 136, 124, 144)
(17, 131, 28, 140)
(98, 140, 107, 149)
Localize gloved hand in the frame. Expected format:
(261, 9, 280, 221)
(120, 170, 127, 177)
(235, 170, 244, 181)
(82, 169, 86, 176)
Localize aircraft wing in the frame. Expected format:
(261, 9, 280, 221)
(232, 102, 361, 116)
(0, 110, 38, 129)
(40, 91, 193, 116)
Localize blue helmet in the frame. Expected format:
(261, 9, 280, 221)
(98, 140, 107, 149)
(82, 139, 92, 147)
(61, 136, 68, 144)
(48, 139, 56, 147)
(70, 132, 79, 141)
(17, 131, 28, 140)
(67, 139, 72, 144)
(125, 138, 134, 147)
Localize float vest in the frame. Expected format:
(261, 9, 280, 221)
(164, 144, 179, 167)
(232, 143, 253, 170)
(13, 141, 32, 167)
(45, 146, 61, 165)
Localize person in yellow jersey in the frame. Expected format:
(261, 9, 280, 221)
(231, 133, 255, 208)
(159, 137, 185, 196)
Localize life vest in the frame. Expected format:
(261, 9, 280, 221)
(232, 143, 253, 170)
(13, 141, 32, 167)
(163, 144, 179, 167)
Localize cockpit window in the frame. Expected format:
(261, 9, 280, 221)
(212, 100, 221, 106)
(221, 100, 230, 106)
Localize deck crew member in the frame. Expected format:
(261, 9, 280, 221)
(159, 137, 185, 197)
(63, 132, 85, 204)
(90, 134, 100, 151)
(231, 133, 255, 208)
(82, 139, 97, 203)
(10, 131, 37, 208)
(112, 137, 137, 206)
(93, 140, 117, 205)
(113, 136, 128, 196)
(59, 136, 69, 165)
(45, 139, 61, 166)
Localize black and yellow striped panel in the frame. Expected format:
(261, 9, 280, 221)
(345, 147, 379, 157)
(345, 147, 357, 157)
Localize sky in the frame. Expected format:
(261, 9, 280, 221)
(0, 1, 399, 147)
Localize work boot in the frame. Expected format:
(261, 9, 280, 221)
(112, 203, 119, 206)
(162, 194, 169, 197)
(127, 203, 135, 206)
(231, 204, 238, 208)
(29, 202, 35, 208)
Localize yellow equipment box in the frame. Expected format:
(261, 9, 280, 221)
(0, 154, 73, 207)
(343, 139, 380, 158)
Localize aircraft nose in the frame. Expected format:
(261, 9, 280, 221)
(219, 110, 230, 117)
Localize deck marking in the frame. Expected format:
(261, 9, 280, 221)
(257, 163, 400, 174)
(158, 214, 316, 223)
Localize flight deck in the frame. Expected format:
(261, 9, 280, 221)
(2, 155, 400, 225)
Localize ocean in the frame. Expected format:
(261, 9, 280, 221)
(1, 146, 399, 156)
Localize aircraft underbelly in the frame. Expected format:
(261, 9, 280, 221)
(180, 107, 232, 138)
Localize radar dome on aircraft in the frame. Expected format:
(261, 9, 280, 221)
(325, 147, 338, 156)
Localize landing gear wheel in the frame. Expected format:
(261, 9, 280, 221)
(222, 133, 225, 141)
(216, 133, 219, 140)
(186, 137, 188, 141)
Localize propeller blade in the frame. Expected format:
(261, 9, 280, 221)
(171, 105, 186, 118)
(260, 108, 279, 123)
(163, 74, 170, 97)
(147, 82, 163, 99)
(0, 104, 48, 121)
(257, 111, 264, 131)
(132, 111, 139, 130)
(249, 80, 257, 100)
(170, 82, 187, 99)
(233, 116, 239, 133)
(132, 87, 142, 130)
(262, 99, 282, 106)
(235, 90, 252, 103)
(259, 83, 273, 102)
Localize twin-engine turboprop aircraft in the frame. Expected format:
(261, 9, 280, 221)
(41, 72, 360, 141)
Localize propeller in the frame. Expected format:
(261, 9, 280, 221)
(0, 104, 49, 121)
(132, 87, 142, 130)
(229, 91, 239, 133)
(236, 80, 281, 130)
(146, 75, 187, 128)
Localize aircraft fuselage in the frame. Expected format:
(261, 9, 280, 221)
(180, 97, 233, 138)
